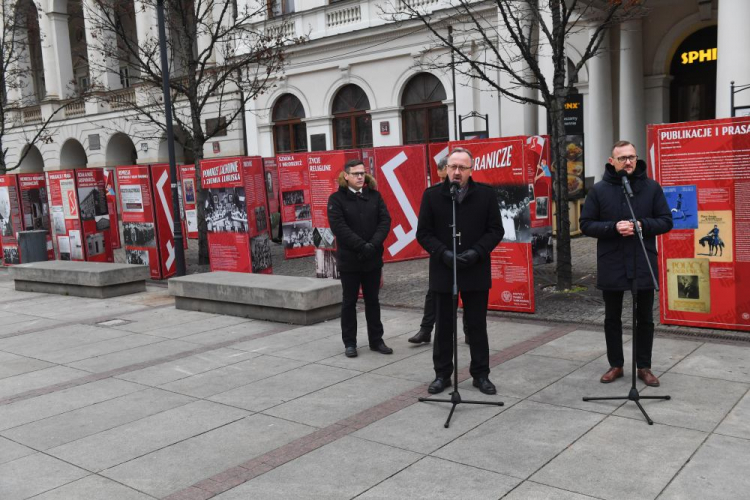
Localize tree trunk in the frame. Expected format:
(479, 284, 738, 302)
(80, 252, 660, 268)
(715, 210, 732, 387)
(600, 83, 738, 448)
(193, 148, 210, 265)
(551, 96, 573, 290)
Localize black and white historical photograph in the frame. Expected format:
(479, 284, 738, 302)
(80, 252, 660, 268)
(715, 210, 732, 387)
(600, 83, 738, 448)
(313, 227, 336, 249)
(205, 187, 248, 233)
(677, 275, 700, 299)
(294, 204, 311, 220)
(265, 171, 274, 195)
(251, 234, 272, 273)
(3, 245, 20, 265)
(315, 248, 339, 279)
(69, 230, 84, 260)
(78, 186, 108, 221)
(282, 220, 313, 249)
(0, 186, 12, 237)
(23, 187, 48, 230)
(123, 222, 156, 247)
(86, 232, 106, 256)
(52, 207, 66, 235)
(535, 196, 549, 218)
(495, 183, 532, 243)
(530, 228, 554, 265)
(282, 189, 305, 206)
(255, 206, 268, 232)
(126, 249, 150, 266)
(95, 215, 111, 231)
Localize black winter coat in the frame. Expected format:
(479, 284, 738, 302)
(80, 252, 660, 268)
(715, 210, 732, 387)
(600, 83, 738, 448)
(417, 178, 504, 293)
(579, 160, 673, 291)
(327, 173, 391, 273)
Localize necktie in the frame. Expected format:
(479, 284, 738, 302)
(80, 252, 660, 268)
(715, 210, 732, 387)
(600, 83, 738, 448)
(356, 191, 362, 198)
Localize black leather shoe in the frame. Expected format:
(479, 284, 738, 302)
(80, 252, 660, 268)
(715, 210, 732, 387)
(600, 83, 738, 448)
(428, 377, 452, 394)
(408, 328, 432, 344)
(345, 346, 358, 358)
(369, 343, 393, 354)
(473, 377, 497, 395)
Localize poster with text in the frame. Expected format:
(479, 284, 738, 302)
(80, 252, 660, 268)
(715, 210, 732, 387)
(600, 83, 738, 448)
(201, 157, 251, 272)
(117, 165, 161, 277)
(262, 157, 280, 242)
(179, 164, 198, 239)
(0, 175, 22, 265)
(18, 173, 54, 260)
(104, 169, 121, 249)
(449, 136, 539, 313)
(242, 156, 273, 274)
(374, 145, 429, 263)
(649, 117, 750, 331)
(46, 170, 83, 261)
(149, 164, 178, 279)
(428, 142, 450, 186)
(277, 153, 314, 258)
(526, 136, 554, 266)
(76, 169, 114, 263)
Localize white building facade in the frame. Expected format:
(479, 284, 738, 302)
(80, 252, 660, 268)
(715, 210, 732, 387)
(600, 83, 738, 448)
(4, 0, 750, 183)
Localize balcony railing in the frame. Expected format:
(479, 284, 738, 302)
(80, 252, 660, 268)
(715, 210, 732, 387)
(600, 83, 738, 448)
(65, 101, 85, 118)
(22, 106, 42, 125)
(327, 4, 362, 28)
(110, 87, 136, 110)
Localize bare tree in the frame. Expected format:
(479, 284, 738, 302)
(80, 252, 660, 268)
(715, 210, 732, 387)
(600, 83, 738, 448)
(385, 0, 644, 290)
(83, 0, 303, 264)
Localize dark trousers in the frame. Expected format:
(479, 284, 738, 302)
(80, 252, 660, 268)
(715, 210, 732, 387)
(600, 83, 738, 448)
(420, 291, 468, 334)
(603, 289, 655, 369)
(340, 269, 384, 348)
(434, 290, 490, 379)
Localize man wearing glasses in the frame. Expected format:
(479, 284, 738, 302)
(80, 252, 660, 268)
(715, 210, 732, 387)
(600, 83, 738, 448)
(580, 141, 673, 387)
(328, 159, 392, 358)
(416, 147, 504, 395)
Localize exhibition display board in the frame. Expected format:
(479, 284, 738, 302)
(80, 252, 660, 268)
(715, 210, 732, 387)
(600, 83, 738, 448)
(46, 169, 114, 263)
(277, 153, 314, 258)
(199, 156, 273, 273)
(648, 116, 750, 332)
(307, 150, 360, 278)
(104, 169, 121, 249)
(17, 173, 55, 260)
(374, 145, 430, 263)
(262, 157, 281, 241)
(178, 164, 198, 239)
(0, 175, 23, 264)
(448, 135, 552, 313)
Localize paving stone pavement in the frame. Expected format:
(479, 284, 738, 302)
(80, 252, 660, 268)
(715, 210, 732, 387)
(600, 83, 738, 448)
(1, 270, 750, 499)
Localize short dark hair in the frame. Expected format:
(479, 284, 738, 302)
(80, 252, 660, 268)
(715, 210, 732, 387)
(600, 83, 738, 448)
(448, 147, 473, 162)
(344, 159, 365, 173)
(437, 157, 448, 171)
(611, 140, 634, 155)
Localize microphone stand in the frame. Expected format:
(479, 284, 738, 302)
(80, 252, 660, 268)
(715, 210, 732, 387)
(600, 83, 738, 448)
(419, 183, 504, 428)
(582, 177, 670, 425)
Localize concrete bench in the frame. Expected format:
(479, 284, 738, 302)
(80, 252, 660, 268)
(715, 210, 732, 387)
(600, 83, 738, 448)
(10, 261, 150, 298)
(168, 272, 342, 325)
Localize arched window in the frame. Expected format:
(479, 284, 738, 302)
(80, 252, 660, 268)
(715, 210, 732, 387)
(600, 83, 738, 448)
(332, 84, 372, 149)
(402, 73, 449, 144)
(273, 94, 307, 153)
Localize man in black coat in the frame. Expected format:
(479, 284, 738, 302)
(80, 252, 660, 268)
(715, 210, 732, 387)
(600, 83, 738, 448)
(580, 141, 673, 387)
(328, 159, 392, 358)
(416, 147, 504, 395)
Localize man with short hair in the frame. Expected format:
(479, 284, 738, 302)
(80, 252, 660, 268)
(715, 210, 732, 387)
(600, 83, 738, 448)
(328, 159, 392, 358)
(580, 141, 673, 387)
(417, 147, 504, 395)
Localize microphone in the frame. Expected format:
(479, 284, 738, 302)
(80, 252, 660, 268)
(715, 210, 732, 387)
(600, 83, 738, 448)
(620, 171, 634, 198)
(450, 181, 460, 196)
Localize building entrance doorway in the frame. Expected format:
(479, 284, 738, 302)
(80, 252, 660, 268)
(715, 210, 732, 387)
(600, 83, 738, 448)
(670, 26, 717, 123)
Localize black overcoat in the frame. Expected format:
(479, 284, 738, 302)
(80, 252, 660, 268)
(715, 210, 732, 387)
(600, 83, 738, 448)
(327, 173, 391, 273)
(417, 177, 504, 293)
(579, 160, 673, 291)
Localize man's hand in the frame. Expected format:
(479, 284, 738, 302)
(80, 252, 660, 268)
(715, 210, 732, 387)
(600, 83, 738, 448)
(441, 250, 455, 269)
(616, 220, 640, 237)
(456, 249, 480, 269)
(360, 243, 376, 259)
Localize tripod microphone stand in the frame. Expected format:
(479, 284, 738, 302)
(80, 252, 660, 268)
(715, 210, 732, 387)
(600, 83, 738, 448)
(583, 175, 670, 425)
(419, 183, 504, 428)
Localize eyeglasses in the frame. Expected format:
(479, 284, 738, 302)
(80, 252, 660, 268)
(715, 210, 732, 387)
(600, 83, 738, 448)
(616, 155, 638, 163)
(447, 165, 472, 172)
(347, 171, 366, 177)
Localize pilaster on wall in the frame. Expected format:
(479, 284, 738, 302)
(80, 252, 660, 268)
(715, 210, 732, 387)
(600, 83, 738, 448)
(41, 11, 74, 100)
(716, 0, 750, 116)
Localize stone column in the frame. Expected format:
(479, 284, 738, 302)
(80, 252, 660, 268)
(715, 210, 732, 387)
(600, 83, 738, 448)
(83, 0, 121, 92)
(196, 0, 217, 66)
(716, 0, 750, 116)
(643, 75, 671, 131)
(618, 18, 645, 151)
(585, 26, 613, 182)
(134, 0, 158, 74)
(40, 11, 74, 100)
(536, 7, 555, 135)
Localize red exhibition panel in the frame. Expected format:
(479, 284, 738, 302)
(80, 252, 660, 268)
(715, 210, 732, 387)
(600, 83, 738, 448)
(262, 157, 280, 215)
(117, 165, 162, 278)
(149, 164, 178, 279)
(307, 150, 360, 278)
(17, 173, 55, 260)
(200, 157, 252, 273)
(242, 156, 273, 274)
(277, 153, 314, 258)
(46, 170, 84, 261)
(0, 175, 23, 265)
(449, 136, 539, 313)
(178, 164, 198, 239)
(374, 145, 429, 263)
(525, 136, 554, 266)
(649, 117, 750, 332)
(75, 169, 114, 263)
(427, 142, 449, 186)
(104, 169, 121, 249)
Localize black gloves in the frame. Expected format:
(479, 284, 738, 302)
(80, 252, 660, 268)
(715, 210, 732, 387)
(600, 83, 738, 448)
(358, 243, 376, 260)
(456, 249, 480, 269)
(441, 250, 455, 268)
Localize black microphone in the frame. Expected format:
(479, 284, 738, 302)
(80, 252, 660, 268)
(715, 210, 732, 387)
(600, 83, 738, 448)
(620, 171, 634, 198)
(450, 181, 460, 196)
